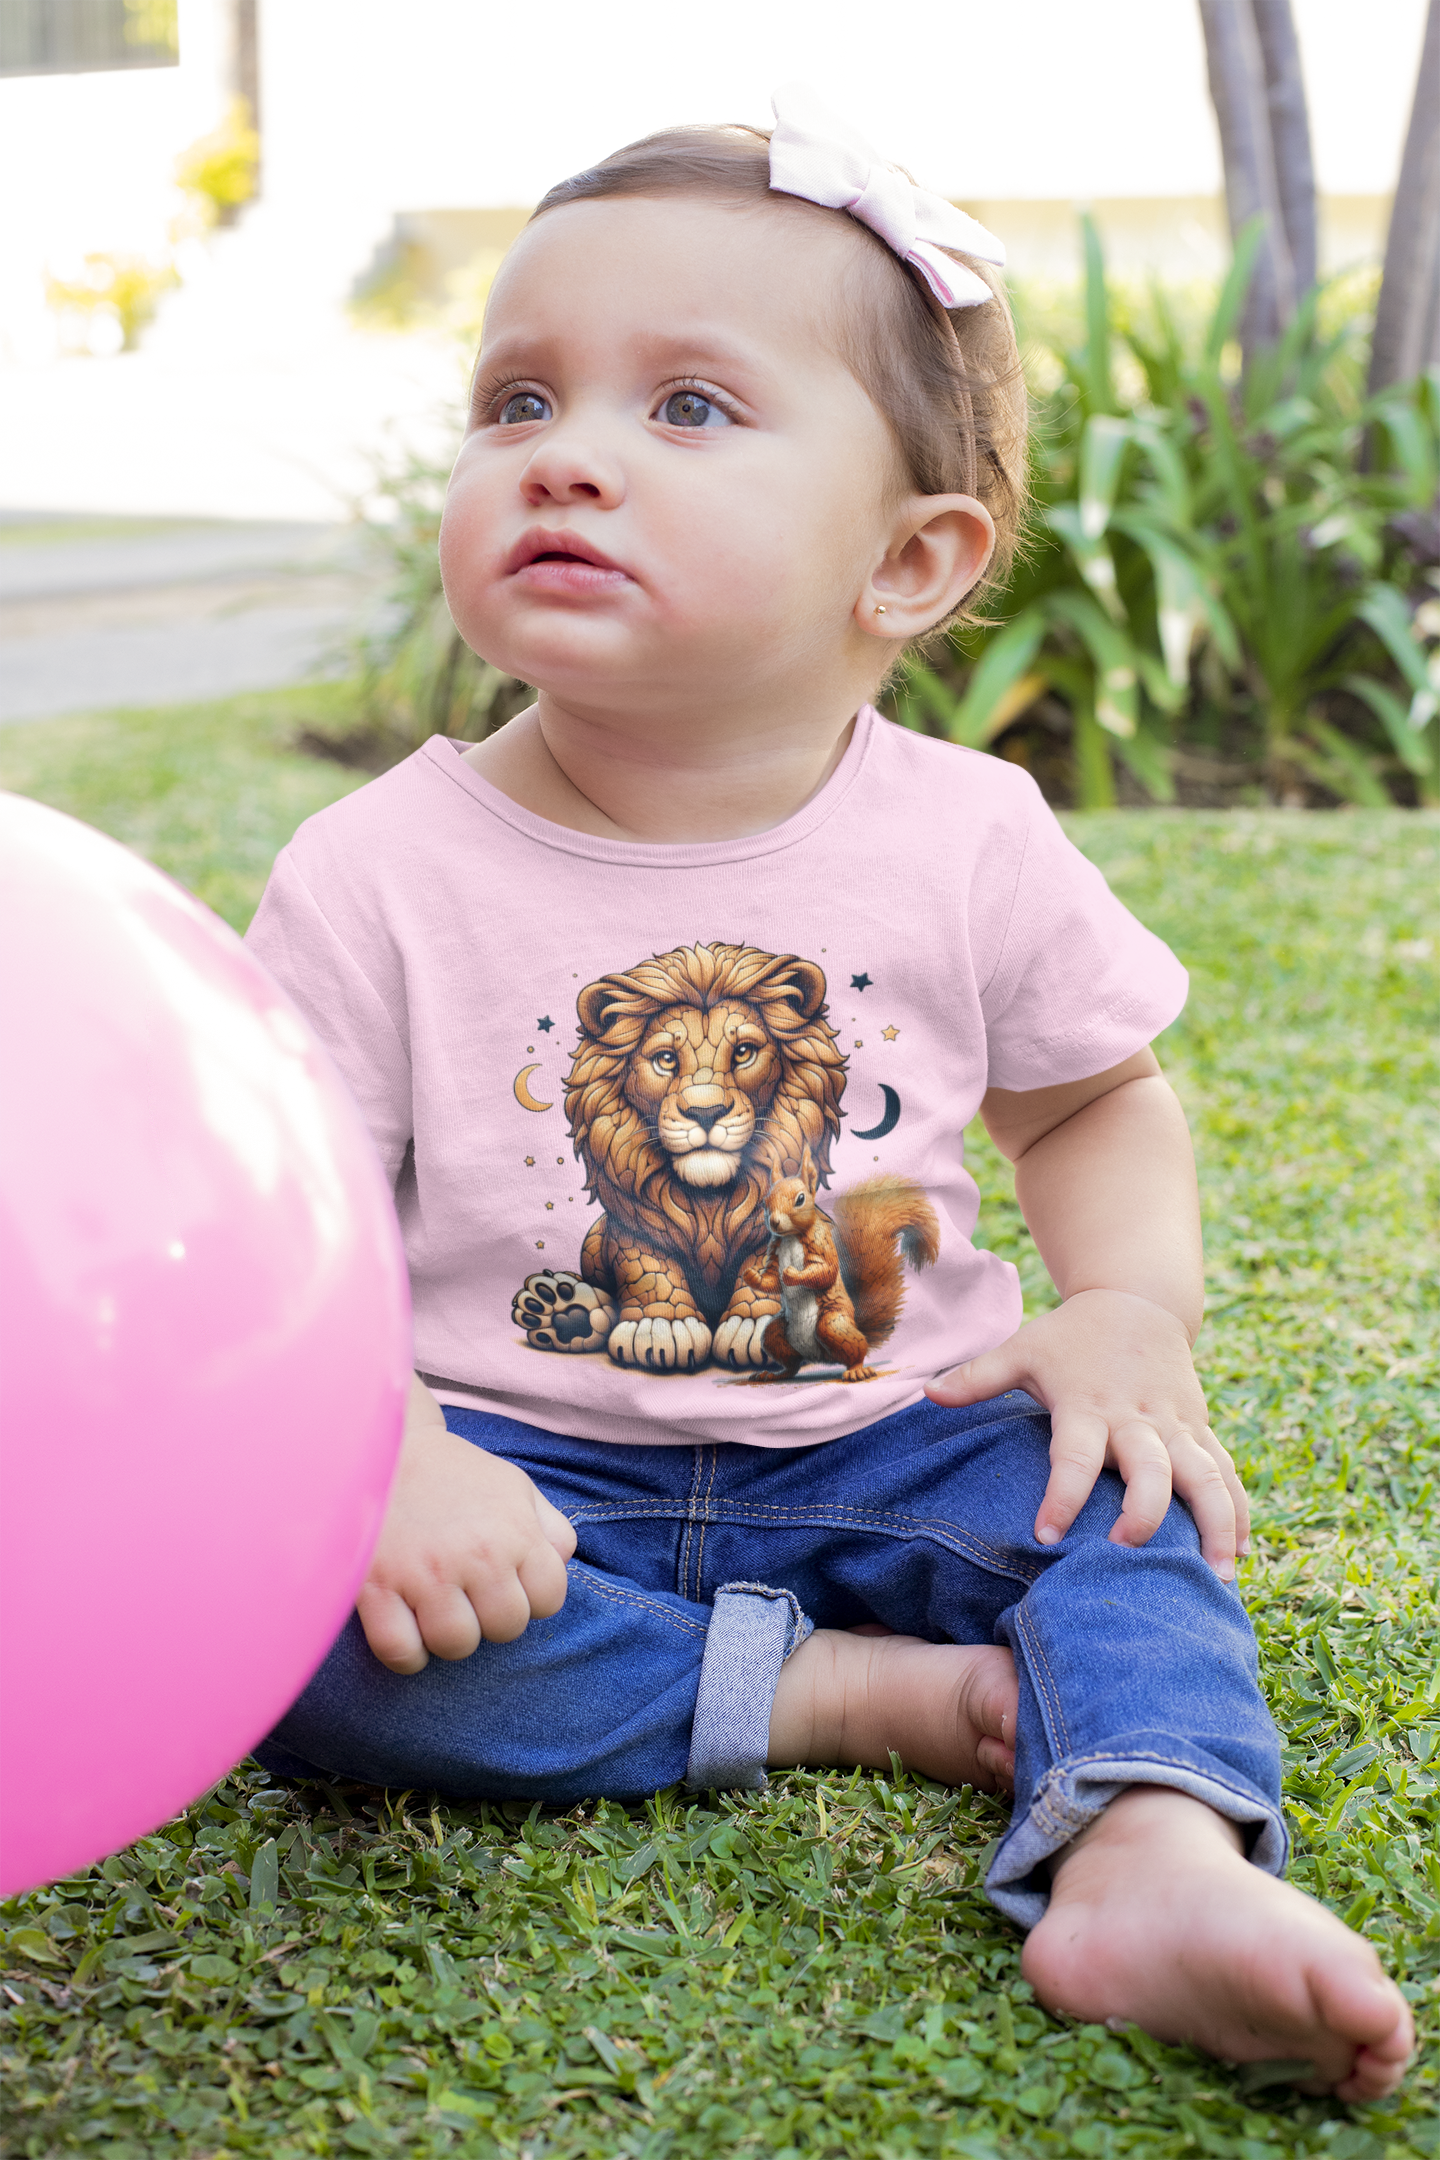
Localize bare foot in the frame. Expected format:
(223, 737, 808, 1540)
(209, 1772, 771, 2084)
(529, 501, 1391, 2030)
(767, 1628, 1016, 1792)
(1024, 1786, 1414, 2101)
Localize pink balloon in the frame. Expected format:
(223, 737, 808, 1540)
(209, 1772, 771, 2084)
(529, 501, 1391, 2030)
(0, 794, 410, 1896)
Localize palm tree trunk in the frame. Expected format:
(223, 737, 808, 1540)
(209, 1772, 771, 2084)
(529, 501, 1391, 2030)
(1197, 0, 1297, 354)
(1369, 0, 1440, 394)
(1251, 0, 1316, 296)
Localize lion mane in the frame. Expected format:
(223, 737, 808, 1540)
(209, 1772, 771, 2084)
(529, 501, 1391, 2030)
(565, 942, 848, 1303)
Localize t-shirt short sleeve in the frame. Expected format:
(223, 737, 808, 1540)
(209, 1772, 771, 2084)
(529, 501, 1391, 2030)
(979, 783, 1188, 1090)
(245, 847, 414, 1179)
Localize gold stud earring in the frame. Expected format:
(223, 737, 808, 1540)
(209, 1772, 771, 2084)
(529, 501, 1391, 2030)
(874, 604, 888, 615)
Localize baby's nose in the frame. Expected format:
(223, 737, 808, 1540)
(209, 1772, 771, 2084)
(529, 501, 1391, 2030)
(520, 430, 624, 511)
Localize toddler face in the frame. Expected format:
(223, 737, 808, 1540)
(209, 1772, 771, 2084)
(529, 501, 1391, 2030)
(440, 195, 906, 714)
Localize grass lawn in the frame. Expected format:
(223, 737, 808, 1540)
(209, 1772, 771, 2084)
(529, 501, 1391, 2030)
(1, 693, 1437, 2160)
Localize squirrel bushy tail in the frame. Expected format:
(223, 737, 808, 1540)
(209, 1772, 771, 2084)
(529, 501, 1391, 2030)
(831, 1175, 940, 1347)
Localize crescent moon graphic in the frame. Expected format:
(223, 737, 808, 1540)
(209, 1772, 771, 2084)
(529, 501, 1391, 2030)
(513, 1063, 554, 1113)
(852, 1084, 900, 1141)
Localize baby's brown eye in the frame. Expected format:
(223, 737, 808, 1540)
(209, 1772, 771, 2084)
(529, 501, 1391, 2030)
(499, 391, 550, 426)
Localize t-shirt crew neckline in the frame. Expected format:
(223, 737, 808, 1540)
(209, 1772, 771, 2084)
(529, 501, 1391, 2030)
(425, 703, 880, 870)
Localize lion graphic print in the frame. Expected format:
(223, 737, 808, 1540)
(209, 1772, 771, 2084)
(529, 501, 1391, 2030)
(511, 941, 940, 1382)
(245, 717, 1190, 1445)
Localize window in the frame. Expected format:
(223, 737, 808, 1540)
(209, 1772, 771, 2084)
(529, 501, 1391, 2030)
(0, 0, 179, 77)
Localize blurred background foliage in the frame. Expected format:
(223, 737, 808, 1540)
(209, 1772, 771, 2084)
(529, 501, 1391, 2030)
(42, 97, 258, 356)
(899, 218, 1440, 809)
(333, 216, 1440, 807)
(44, 249, 177, 352)
(173, 96, 259, 229)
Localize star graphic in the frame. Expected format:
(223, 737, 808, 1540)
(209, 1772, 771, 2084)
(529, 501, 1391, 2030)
(536, 1015, 555, 1032)
(850, 972, 872, 992)
(545, 1201, 555, 1211)
(882, 1025, 899, 1042)
(524, 1156, 536, 1167)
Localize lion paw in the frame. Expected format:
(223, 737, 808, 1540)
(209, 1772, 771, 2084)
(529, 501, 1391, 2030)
(512, 1271, 616, 1354)
(711, 1313, 778, 1370)
(607, 1314, 712, 1372)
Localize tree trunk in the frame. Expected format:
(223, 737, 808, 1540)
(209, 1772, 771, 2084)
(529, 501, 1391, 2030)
(1369, 0, 1440, 394)
(231, 0, 261, 193)
(1197, 0, 1297, 354)
(1251, 0, 1317, 297)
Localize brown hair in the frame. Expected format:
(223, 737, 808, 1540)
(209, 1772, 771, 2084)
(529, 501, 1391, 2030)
(530, 123, 1029, 627)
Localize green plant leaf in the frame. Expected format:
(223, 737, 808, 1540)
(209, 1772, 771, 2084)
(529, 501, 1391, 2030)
(1340, 673, 1434, 780)
(1108, 514, 1206, 686)
(1080, 212, 1114, 414)
(1364, 385, 1439, 502)
(1042, 592, 1139, 736)
(4, 1926, 64, 1966)
(1204, 217, 1266, 373)
(1079, 415, 1133, 540)
(1071, 705, 1117, 806)
(583, 2023, 621, 2075)
(937, 613, 1048, 747)
(248, 1836, 279, 1911)
(1113, 725, 1177, 804)
(1293, 720, 1394, 807)
(1358, 585, 1439, 718)
(1042, 503, 1122, 617)
(1124, 417, 1192, 524)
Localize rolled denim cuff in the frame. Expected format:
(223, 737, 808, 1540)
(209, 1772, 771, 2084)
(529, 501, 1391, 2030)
(987, 1744, 1290, 1929)
(684, 1581, 814, 1793)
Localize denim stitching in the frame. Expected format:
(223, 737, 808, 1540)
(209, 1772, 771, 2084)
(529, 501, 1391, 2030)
(695, 1446, 719, 1600)
(1030, 1778, 1101, 1842)
(679, 1448, 704, 1603)
(579, 1494, 1028, 1554)
(1014, 1601, 1073, 1759)
(572, 1565, 709, 1640)
(1020, 1751, 1284, 1851)
(568, 1498, 1038, 1586)
(690, 1447, 704, 1602)
(1012, 1602, 1064, 1762)
(1038, 1747, 1283, 1812)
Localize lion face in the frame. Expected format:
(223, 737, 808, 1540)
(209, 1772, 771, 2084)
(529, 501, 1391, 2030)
(565, 943, 848, 1283)
(627, 997, 784, 1188)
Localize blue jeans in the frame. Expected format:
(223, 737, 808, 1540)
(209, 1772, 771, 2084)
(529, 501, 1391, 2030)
(256, 1392, 1286, 1926)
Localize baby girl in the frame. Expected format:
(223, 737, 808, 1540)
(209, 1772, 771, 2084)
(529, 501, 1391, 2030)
(247, 89, 1412, 2100)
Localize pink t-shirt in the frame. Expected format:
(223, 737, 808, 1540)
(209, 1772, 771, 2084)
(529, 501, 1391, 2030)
(245, 708, 1186, 1449)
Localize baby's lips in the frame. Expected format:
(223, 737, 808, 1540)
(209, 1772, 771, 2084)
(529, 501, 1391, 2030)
(504, 525, 634, 579)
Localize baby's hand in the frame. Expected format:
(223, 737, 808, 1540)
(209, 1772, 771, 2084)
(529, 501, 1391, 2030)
(357, 1409, 576, 1674)
(927, 1289, 1249, 1580)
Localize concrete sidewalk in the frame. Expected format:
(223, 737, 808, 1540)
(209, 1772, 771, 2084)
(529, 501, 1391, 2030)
(0, 513, 395, 723)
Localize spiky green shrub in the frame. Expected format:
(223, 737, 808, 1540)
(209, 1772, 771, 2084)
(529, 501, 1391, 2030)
(345, 439, 532, 764)
(895, 219, 1439, 807)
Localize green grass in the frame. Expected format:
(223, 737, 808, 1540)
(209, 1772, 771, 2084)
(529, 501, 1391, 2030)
(1, 697, 1437, 2160)
(0, 685, 369, 931)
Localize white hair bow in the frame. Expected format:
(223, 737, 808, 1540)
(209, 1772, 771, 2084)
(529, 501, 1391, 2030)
(768, 84, 1005, 310)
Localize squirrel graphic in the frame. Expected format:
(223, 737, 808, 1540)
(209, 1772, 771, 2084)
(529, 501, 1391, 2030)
(741, 1143, 940, 1383)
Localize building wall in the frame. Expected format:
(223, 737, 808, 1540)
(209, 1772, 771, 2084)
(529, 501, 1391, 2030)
(0, 0, 1426, 364)
(0, 0, 233, 358)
